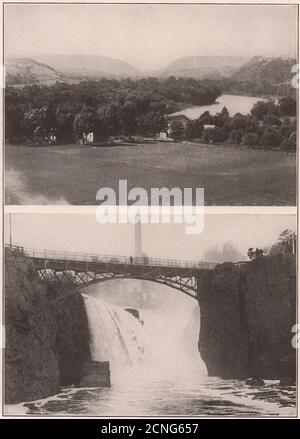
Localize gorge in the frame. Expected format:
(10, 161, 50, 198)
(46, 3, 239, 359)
(4, 247, 296, 408)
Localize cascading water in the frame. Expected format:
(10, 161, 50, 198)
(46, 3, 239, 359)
(7, 289, 296, 416)
(82, 294, 149, 380)
(82, 291, 207, 384)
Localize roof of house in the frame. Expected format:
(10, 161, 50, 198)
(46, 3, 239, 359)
(166, 114, 190, 122)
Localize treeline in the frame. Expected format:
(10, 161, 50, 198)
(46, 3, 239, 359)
(216, 78, 296, 99)
(169, 97, 296, 151)
(5, 77, 221, 142)
(216, 57, 297, 98)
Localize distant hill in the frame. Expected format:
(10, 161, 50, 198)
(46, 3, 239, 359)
(5, 55, 140, 85)
(233, 56, 296, 84)
(35, 55, 140, 79)
(6, 55, 296, 92)
(5, 58, 63, 86)
(162, 56, 250, 79)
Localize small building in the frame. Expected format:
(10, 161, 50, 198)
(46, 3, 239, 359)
(165, 114, 190, 137)
(204, 124, 215, 130)
(166, 114, 190, 125)
(83, 132, 94, 144)
(33, 126, 57, 144)
(159, 132, 168, 140)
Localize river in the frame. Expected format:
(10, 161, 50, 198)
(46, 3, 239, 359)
(171, 94, 265, 119)
(5, 293, 296, 417)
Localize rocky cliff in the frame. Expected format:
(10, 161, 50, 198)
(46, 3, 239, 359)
(5, 249, 91, 404)
(197, 254, 296, 380)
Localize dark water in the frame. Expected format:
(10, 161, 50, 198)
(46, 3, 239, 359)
(6, 376, 296, 417)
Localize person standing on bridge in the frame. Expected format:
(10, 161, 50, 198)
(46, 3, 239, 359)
(129, 256, 133, 265)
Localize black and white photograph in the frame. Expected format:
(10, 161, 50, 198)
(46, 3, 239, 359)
(1, 0, 299, 423)
(3, 212, 297, 416)
(4, 3, 297, 206)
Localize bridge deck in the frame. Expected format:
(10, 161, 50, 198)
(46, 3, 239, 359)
(5, 245, 247, 300)
(8, 246, 217, 274)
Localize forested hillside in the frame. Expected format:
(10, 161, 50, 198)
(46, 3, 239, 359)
(216, 57, 296, 97)
(5, 77, 221, 141)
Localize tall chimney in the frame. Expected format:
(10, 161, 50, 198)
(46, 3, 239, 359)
(134, 215, 142, 257)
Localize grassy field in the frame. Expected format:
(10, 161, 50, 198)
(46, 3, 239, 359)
(5, 142, 296, 205)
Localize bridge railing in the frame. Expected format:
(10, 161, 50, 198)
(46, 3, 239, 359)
(5, 244, 25, 255)
(6, 245, 217, 270)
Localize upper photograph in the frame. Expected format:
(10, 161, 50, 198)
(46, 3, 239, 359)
(4, 3, 298, 206)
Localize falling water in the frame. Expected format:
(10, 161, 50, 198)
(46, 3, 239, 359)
(6, 289, 296, 416)
(82, 294, 149, 380)
(82, 293, 207, 383)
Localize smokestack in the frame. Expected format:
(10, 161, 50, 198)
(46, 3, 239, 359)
(134, 215, 142, 257)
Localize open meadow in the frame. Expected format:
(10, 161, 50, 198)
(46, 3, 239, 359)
(5, 142, 296, 205)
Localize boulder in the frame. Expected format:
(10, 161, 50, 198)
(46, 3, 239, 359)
(77, 361, 110, 387)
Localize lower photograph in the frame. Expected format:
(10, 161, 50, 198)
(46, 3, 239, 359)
(3, 212, 297, 417)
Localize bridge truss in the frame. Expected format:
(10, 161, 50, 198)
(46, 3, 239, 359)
(6, 246, 216, 302)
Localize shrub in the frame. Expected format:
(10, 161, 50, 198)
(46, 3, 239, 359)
(260, 126, 282, 149)
(202, 126, 227, 143)
(241, 132, 260, 147)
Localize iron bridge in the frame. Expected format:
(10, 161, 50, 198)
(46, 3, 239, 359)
(7, 245, 217, 302)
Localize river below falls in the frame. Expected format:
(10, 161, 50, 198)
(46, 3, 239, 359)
(6, 375, 296, 417)
(5, 293, 297, 417)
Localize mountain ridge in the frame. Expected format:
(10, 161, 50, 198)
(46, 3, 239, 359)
(162, 56, 251, 79)
(5, 55, 295, 86)
(35, 54, 140, 78)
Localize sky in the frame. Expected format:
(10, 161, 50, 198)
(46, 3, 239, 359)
(4, 3, 298, 71)
(5, 213, 296, 262)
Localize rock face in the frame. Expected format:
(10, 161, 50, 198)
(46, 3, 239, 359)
(77, 361, 110, 387)
(197, 254, 296, 380)
(125, 308, 140, 320)
(5, 248, 91, 404)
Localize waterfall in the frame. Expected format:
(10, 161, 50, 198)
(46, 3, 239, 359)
(83, 292, 207, 383)
(82, 294, 148, 379)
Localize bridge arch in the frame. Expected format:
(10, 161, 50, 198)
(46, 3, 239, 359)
(6, 246, 216, 303)
(42, 272, 200, 304)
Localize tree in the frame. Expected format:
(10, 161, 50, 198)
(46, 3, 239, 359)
(263, 114, 281, 126)
(264, 229, 296, 255)
(287, 132, 296, 151)
(217, 106, 230, 126)
(56, 105, 75, 141)
(73, 105, 100, 140)
(260, 126, 282, 149)
(184, 119, 203, 140)
(278, 97, 296, 117)
(23, 108, 46, 136)
(5, 105, 25, 141)
(279, 131, 296, 152)
(169, 120, 184, 140)
(228, 129, 243, 145)
(241, 132, 260, 147)
(204, 241, 244, 263)
(5, 77, 223, 142)
(231, 113, 247, 130)
(120, 101, 137, 135)
(251, 101, 278, 120)
(202, 126, 227, 143)
(245, 115, 259, 133)
(247, 248, 264, 260)
(136, 111, 167, 137)
(199, 111, 214, 125)
(97, 103, 119, 137)
(277, 229, 297, 254)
